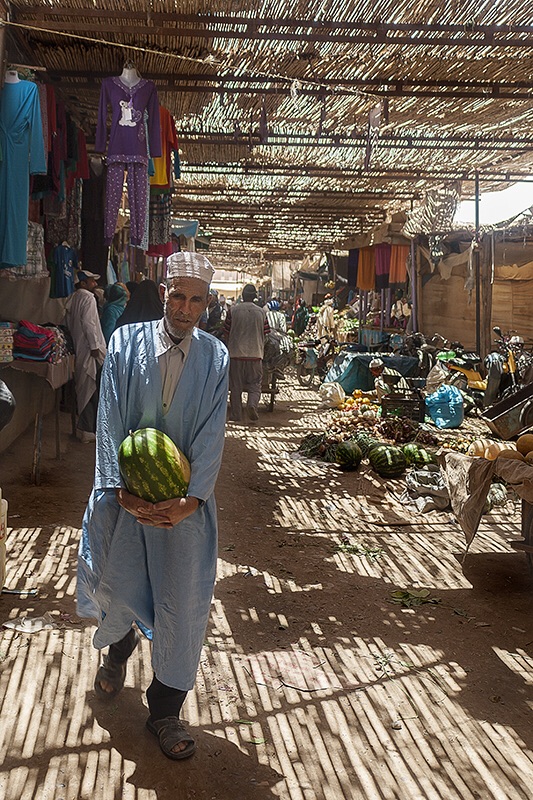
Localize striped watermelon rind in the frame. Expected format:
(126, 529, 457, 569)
(118, 428, 191, 503)
(368, 444, 407, 478)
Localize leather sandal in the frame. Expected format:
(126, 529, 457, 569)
(94, 629, 139, 699)
(146, 716, 196, 760)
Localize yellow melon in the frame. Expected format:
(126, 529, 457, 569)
(467, 439, 496, 457)
(525, 452, 533, 465)
(484, 441, 517, 461)
(495, 450, 525, 462)
(516, 434, 533, 456)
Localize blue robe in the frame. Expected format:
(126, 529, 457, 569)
(0, 81, 46, 267)
(77, 322, 229, 690)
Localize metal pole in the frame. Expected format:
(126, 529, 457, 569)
(475, 170, 481, 354)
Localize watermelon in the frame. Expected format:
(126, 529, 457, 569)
(355, 431, 380, 458)
(402, 443, 435, 467)
(335, 440, 363, 470)
(369, 444, 407, 478)
(402, 443, 421, 466)
(118, 428, 191, 503)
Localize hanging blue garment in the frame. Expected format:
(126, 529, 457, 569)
(0, 80, 46, 267)
(50, 243, 78, 298)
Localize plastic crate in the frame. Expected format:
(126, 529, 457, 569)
(381, 395, 426, 422)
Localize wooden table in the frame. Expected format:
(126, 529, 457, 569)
(2, 357, 75, 484)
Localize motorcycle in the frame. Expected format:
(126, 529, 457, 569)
(296, 336, 339, 388)
(429, 334, 487, 411)
(484, 327, 528, 407)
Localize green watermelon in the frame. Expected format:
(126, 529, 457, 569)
(335, 440, 363, 470)
(403, 443, 435, 467)
(355, 431, 380, 458)
(403, 443, 421, 466)
(118, 428, 191, 503)
(369, 445, 407, 478)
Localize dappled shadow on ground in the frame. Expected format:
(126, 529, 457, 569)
(1, 383, 532, 799)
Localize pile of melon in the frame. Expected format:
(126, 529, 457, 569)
(467, 433, 533, 464)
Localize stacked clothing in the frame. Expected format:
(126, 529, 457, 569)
(0, 322, 15, 363)
(13, 320, 56, 362)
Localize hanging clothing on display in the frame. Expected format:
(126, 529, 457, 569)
(150, 107, 179, 188)
(374, 242, 391, 290)
(95, 74, 161, 246)
(50, 242, 78, 298)
(357, 246, 375, 291)
(81, 157, 108, 275)
(347, 249, 359, 288)
(389, 244, 410, 285)
(0, 79, 47, 268)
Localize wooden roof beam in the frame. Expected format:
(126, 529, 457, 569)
(15, 11, 533, 47)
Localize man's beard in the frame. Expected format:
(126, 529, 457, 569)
(164, 308, 194, 341)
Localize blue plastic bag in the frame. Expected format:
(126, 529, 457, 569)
(425, 384, 464, 429)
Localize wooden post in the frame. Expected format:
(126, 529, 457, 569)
(410, 238, 417, 331)
(415, 243, 423, 335)
(480, 235, 493, 357)
(475, 171, 482, 354)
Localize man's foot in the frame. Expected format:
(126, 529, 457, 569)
(94, 629, 139, 698)
(246, 406, 259, 421)
(146, 716, 196, 760)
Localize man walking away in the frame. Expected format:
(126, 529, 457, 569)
(223, 283, 269, 422)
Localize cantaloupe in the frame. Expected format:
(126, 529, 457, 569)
(484, 441, 517, 461)
(468, 439, 496, 457)
(495, 450, 525, 462)
(516, 434, 533, 456)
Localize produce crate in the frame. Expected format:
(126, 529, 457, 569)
(381, 395, 426, 422)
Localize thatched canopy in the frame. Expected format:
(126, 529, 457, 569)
(4, 1, 533, 268)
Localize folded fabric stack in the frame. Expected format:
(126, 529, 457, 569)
(43, 325, 72, 364)
(13, 320, 56, 362)
(0, 322, 15, 363)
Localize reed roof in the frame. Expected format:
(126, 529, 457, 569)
(6, 1, 533, 268)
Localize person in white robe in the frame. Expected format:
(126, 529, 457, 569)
(65, 270, 107, 443)
(77, 252, 229, 760)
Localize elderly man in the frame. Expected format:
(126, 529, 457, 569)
(77, 252, 229, 760)
(367, 357, 409, 401)
(65, 270, 107, 443)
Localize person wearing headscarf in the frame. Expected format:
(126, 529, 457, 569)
(78, 252, 229, 761)
(100, 283, 129, 344)
(265, 299, 287, 333)
(115, 279, 164, 328)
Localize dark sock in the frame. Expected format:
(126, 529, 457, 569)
(108, 628, 138, 664)
(146, 675, 188, 720)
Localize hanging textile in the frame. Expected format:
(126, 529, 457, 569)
(348, 249, 359, 288)
(357, 247, 375, 291)
(389, 245, 410, 284)
(95, 76, 161, 247)
(0, 80, 46, 267)
(374, 242, 391, 290)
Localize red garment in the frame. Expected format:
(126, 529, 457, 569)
(146, 241, 173, 258)
(150, 107, 179, 189)
(74, 128, 90, 180)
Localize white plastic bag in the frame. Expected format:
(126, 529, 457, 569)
(319, 381, 345, 407)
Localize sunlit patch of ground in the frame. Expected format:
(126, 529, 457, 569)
(0, 379, 532, 799)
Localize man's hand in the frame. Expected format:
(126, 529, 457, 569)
(116, 489, 199, 529)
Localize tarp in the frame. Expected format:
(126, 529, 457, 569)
(324, 352, 419, 393)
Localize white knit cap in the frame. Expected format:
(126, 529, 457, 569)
(369, 358, 384, 369)
(165, 252, 215, 284)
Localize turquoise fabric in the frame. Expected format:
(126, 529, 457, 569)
(0, 80, 46, 267)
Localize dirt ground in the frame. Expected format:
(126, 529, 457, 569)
(0, 377, 532, 800)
